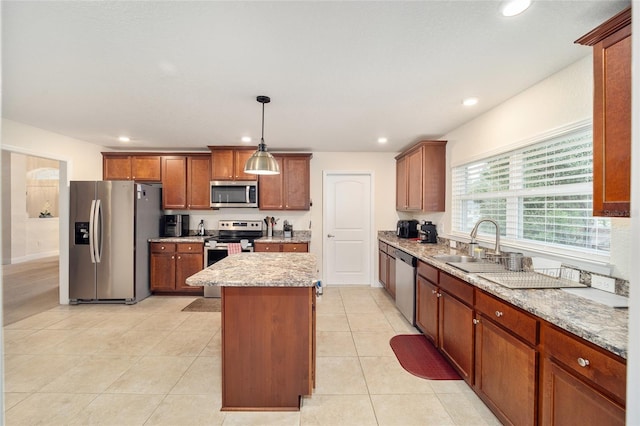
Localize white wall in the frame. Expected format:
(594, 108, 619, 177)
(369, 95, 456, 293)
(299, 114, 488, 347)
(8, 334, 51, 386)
(440, 56, 631, 280)
(2, 118, 106, 304)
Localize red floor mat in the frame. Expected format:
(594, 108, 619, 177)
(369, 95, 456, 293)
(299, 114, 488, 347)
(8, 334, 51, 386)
(389, 334, 461, 380)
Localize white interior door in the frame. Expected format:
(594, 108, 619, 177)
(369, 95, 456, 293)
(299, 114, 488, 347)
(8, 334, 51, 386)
(323, 172, 372, 286)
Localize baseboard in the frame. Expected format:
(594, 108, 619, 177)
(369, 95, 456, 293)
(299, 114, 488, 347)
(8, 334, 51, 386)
(11, 251, 60, 264)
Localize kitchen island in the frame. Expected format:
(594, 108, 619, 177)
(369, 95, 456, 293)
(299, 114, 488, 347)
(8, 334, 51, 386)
(186, 252, 317, 411)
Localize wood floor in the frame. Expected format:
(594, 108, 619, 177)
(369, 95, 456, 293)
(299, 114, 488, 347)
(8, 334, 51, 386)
(2, 256, 59, 325)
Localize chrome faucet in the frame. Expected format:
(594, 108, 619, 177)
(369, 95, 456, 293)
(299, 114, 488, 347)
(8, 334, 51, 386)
(470, 218, 502, 256)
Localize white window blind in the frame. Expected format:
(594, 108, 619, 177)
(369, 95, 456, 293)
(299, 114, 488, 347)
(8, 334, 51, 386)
(451, 125, 610, 257)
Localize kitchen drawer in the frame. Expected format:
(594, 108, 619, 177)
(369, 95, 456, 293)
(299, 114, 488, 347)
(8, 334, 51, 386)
(476, 291, 538, 345)
(151, 242, 176, 253)
(417, 260, 438, 283)
(439, 272, 473, 306)
(282, 243, 308, 252)
(177, 243, 203, 253)
(379, 241, 388, 254)
(542, 324, 626, 403)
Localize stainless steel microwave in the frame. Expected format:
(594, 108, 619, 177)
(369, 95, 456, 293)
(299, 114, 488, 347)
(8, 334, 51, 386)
(210, 180, 258, 208)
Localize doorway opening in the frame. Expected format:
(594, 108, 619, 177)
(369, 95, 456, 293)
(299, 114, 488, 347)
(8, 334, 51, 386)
(2, 151, 62, 325)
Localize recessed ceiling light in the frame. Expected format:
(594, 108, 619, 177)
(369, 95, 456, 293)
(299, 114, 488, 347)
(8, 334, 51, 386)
(501, 0, 531, 17)
(462, 97, 479, 107)
(241, 136, 252, 143)
(377, 137, 388, 144)
(118, 136, 130, 142)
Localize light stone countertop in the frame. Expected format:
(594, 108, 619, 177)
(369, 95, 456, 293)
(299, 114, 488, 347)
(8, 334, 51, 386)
(149, 231, 311, 244)
(186, 252, 317, 287)
(378, 231, 628, 359)
(148, 236, 209, 243)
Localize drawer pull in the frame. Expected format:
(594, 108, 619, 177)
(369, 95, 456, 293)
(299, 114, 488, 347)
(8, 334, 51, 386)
(161, 246, 165, 250)
(495, 310, 504, 317)
(577, 357, 590, 368)
(473, 318, 481, 325)
(188, 246, 192, 250)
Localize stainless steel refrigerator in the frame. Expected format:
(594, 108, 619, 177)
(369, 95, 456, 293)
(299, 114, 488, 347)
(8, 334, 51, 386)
(69, 181, 161, 304)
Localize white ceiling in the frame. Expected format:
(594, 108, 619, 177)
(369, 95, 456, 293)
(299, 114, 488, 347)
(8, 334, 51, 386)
(2, 1, 630, 153)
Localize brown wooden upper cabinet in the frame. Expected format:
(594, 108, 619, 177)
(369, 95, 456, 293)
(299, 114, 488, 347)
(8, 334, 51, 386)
(102, 153, 162, 182)
(161, 154, 211, 210)
(395, 140, 446, 212)
(209, 146, 256, 181)
(259, 154, 312, 210)
(576, 7, 631, 217)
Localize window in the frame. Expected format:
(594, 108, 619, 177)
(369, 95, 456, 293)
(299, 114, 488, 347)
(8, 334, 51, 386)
(451, 124, 610, 259)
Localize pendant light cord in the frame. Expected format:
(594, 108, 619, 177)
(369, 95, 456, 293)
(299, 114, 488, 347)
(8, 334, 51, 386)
(261, 101, 265, 145)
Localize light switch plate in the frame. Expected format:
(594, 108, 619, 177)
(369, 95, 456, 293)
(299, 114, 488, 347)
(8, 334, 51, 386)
(591, 275, 616, 293)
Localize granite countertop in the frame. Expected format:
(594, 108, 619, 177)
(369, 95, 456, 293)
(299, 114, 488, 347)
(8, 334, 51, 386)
(186, 252, 317, 287)
(148, 236, 209, 243)
(378, 231, 628, 359)
(149, 230, 311, 244)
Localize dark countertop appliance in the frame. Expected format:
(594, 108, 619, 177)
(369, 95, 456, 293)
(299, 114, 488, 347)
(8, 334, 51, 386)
(161, 214, 189, 237)
(419, 221, 438, 244)
(396, 220, 419, 238)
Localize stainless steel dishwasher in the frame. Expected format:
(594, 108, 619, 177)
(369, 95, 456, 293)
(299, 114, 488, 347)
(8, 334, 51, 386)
(395, 248, 417, 325)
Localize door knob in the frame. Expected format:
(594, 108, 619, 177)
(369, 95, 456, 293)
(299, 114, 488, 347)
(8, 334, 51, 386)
(327, 234, 335, 238)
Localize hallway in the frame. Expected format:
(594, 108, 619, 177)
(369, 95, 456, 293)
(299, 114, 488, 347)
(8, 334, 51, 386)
(3, 256, 59, 325)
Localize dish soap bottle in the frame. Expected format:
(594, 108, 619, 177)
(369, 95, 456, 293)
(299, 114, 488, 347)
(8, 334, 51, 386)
(197, 220, 205, 236)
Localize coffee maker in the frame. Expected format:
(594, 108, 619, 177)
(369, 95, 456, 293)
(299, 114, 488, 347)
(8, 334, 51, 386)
(419, 221, 438, 244)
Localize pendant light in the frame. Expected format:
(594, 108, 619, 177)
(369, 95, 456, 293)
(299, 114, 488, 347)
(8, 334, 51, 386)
(244, 95, 280, 175)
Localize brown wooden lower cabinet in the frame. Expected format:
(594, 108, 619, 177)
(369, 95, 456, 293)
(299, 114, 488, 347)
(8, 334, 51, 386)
(221, 286, 315, 410)
(541, 357, 624, 425)
(378, 240, 396, 298)
(475, 315, 537, 425)
(474, 290, 539, 425)
(410, 259, 626, 424)
(540, 323, 626, 425)
(150, 242, 203, 294)
(438, 289, 474, 384)
(414, 261, 474, 385)
(253, 242, 308, 252)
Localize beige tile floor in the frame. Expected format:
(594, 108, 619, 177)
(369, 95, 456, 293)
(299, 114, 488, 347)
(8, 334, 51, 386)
(3, 287, 500, 425)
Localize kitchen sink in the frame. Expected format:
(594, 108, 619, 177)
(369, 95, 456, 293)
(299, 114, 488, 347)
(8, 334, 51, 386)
(432, 254, 509, 273)
(432, 254, 477, 263)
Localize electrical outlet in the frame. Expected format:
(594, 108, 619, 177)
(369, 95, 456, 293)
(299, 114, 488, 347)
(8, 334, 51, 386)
(591, 275, 616, 293)
(449, 240, 457, 248)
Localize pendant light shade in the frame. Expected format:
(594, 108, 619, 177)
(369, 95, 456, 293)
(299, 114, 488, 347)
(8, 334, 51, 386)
(244, 95, 280, 175)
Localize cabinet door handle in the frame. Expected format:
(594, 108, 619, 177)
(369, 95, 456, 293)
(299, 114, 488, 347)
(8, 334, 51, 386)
(327, 234, 335, 238)
(495, 310, 503, 317)
(171, 255, 175, 259)
(577, 357, 590, 368)
(431, 289, 437, 294)
(436, 292, 442, 298)
(473, 318, 481, 325)
(177, 255, 181, 260)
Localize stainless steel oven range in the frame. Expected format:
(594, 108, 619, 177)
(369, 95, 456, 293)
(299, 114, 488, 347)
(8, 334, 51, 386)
(203, 219, 263, 297)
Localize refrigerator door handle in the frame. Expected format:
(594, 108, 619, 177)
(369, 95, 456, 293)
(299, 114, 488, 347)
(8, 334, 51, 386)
(94, 199, 102, 263)
(89, 199, 97, 263)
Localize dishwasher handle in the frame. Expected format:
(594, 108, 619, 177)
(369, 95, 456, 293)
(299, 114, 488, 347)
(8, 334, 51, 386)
(394, 249, 416, 267)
